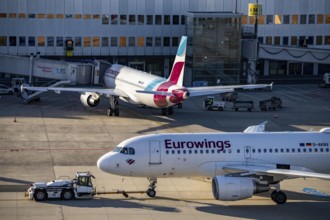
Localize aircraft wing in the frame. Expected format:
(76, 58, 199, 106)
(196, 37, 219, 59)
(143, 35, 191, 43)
(223, 164, 330, 180)
(187, 82, 273, 97)
(22, 85, 130, 98)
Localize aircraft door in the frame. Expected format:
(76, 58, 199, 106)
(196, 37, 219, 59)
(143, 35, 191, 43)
(149, 141, 161, 165)
(244, 146, 251, 159)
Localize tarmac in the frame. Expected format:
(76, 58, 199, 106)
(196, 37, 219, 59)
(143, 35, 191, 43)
(0, 84, 330, 220)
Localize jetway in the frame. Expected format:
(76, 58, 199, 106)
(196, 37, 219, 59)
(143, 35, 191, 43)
(0, 54, 106, 85)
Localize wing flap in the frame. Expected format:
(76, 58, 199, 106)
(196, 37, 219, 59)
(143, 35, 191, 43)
(223, 164, 330, 180)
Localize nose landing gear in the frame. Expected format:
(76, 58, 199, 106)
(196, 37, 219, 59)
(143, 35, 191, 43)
(146, 177, 157, 198)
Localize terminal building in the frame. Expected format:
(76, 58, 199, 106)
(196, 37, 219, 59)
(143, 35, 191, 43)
(0, 0, 329, 85)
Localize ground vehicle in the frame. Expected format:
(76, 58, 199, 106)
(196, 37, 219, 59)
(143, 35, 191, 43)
(221, 92, 237, 102)
(259, 97, 282, 111)
(320, 73, 330, 88)
(233, 100, 254, 111)
(0, 84, 15, 95)
(25, 172, 95, 201)
(204, 96, 225, 111)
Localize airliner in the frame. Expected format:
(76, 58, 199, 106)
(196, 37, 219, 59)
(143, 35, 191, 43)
(97, 122, 330, 204)
(22, 36, 272, 116)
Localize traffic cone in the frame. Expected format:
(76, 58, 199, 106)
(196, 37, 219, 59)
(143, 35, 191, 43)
(14, 116, 17, 122)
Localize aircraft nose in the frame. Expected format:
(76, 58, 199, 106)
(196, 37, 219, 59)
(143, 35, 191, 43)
(97, 154, 111, 173)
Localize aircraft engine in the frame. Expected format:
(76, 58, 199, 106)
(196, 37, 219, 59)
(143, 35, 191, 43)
(80, 92, 100, 107)
(212, 176, 269, 201)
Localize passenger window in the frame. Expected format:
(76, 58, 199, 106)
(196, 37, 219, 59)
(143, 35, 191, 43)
(314, 148, 318, 153)
(194, 150, 198, 154)
(200, 150, 203, 154)
(166, 150, 169, 154)
(309, 148, 312, 153)
(217, 149, 221, 153)
(326, 148, 329, 152)
(258, 149, 261, 153)
(303, 148, 306, 153)
(177, 150, 180, 154)
(206, 150, 209, 154)
(189, 150, 192, 154)
(228, 149, 232, 153)
(269, 149, 272, 153)
(223, 150, 226, 153)
(183, 150, 186, 154)
(252, 149, 255, 153)
(211, 149, 215, 154)
(172, 150, 175, 154)
(297, 149, 301, 153)
(320, 148, 323, 152)
(292, 149, 295, 153)
(237, 149, 240, 153)
(280, 149, 284, 153)
(275, 149, 278, 153)
(286, 149, 289, 153)
(264, 149, 267, 153)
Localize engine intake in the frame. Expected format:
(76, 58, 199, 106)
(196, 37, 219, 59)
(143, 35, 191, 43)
(80, 92, 100, 107)
(212, 176, 269, 201)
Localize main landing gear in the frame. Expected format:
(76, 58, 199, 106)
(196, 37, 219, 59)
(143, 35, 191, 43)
(146, 177, 157, 198)
(161, 107, 174, 116)
(270, 183, 287, 204)
(107, 96, 120, 116)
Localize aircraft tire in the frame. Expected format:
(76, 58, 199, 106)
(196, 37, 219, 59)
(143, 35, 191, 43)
(107, 108, 113, 116)
(114, 107, 120, 116)
(273, 191, 287, 204)
(168, 107, 174, 115)
(147, 189, 156, 198)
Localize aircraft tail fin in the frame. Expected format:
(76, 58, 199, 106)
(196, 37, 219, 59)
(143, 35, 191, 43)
(167, 36, 187, 86)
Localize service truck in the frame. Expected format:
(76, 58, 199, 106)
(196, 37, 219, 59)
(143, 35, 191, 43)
(203, 96, 226, 111)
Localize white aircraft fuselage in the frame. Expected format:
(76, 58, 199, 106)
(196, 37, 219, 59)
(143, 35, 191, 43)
(97, 129, 330, 179)
(104, 64, 188, 108)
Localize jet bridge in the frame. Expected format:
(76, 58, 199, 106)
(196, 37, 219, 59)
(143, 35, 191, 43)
(0, 54, 107, 102)
(0, 54, 97, 85)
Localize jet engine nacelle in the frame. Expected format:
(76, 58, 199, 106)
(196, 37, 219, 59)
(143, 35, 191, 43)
(212, 176, 269, 201)
(80, 92, 100, 107)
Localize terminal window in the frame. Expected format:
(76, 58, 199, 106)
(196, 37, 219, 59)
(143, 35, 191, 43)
(93, 37, 100, 47)
(291, 15, 298, 24)
(57, 37, 63, 47)
(316, 36, 323, 45)
(137, 37, 144, 47)
(120, 37, 126, 47)
(300, 15, 306, 24)
(120, 15, 127, 24)
(19, 37, 26, 46)
(258, 15, 264, 25)
(274, 15, 282, 24)
(111, 37, 117, 47)
(138, 15, 144, 25)
(308, 15, 315, 24)
(291, 36, 297, 45)
(173, 15, 179, 25)
(75, 37, 81, 47)
(0, 36, 7, 46)
(102, 15, 109, 24)
(163, 37, 170, 46)
(47, 37, 54, 46)
(326, 15, 330, 24)
(147, 15, 153, 25)
(102, 37, 108, 47)
(111, 15, 118, 24)
(155, 15, 162, 25)
(28, 37, 35, 46)
(266, 15, 273, 24)
(84, 37, 90, 47)
(283, 15, 290, 24)
(155, 37, 161, 46)
(9, 13, 16, 18)
(129, 37, 135, 46)
(146, 37, 153, 46)
(9, 36, 16, 46)
(129, 15, 136, 25)
(164, 15, 171, 25)
(38, 37, 45, 46)
(317, 14, 324, 24)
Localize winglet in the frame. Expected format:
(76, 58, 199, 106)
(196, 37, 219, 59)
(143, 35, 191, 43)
(243, 121, 268, 133)
(167, 36, 187, 86)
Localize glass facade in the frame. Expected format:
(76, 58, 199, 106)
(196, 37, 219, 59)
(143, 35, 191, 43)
(186, 12, 242, 86)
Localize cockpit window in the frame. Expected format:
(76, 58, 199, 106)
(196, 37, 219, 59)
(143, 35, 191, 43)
(120, 147, 135, 155)
(113, 147, 122, 152)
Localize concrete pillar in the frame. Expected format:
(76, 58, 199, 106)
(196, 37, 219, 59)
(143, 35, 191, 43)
(264, 60, 269, 76)
(313, 63, 319, 75)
